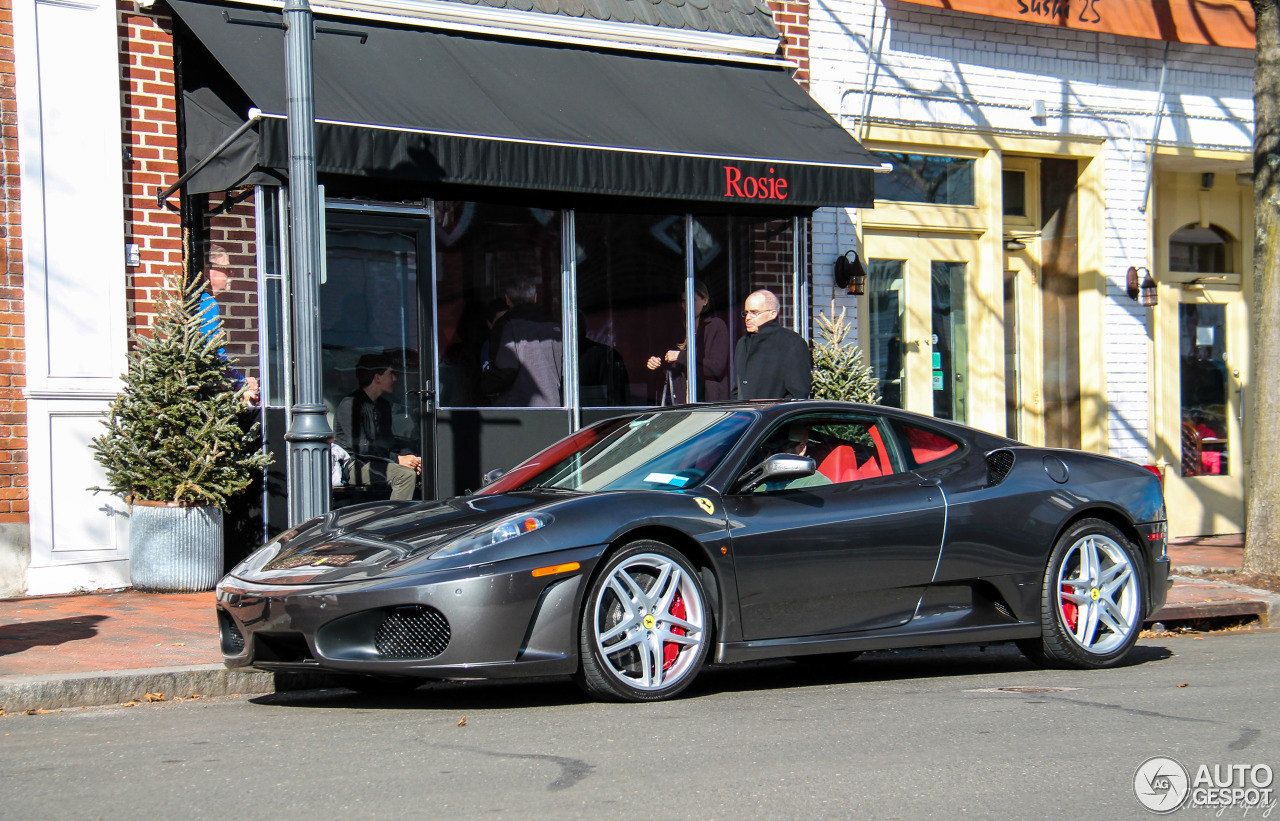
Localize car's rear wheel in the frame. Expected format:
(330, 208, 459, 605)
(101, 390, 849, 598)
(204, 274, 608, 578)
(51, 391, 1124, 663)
(1018, 518, 1145, 668)
(575, 541, 711, 702)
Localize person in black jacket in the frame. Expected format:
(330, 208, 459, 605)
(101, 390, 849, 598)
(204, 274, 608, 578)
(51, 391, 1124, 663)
(333, 353, 421, 500)
(733, 290, 812, 400)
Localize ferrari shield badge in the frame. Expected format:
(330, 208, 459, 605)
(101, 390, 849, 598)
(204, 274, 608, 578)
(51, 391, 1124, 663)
(694, 497, 715, 516)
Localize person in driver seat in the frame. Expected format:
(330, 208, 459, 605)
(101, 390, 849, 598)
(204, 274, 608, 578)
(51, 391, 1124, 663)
(755, 423, 832, 493)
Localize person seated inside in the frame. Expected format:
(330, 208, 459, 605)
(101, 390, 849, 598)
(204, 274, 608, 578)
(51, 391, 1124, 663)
(753, 423, 833, 493)
(333, 353, 422, 500)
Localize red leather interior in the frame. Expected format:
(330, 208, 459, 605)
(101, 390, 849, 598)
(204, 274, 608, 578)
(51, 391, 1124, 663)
(904, 426, 959, 465)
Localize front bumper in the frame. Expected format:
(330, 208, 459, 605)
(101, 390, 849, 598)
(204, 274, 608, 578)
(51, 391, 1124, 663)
(215, 546, 603, 680)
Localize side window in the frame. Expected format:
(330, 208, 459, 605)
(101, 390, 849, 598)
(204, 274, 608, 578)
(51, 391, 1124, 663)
(744, 415, 902, 491)
(895, 422, 962, 468)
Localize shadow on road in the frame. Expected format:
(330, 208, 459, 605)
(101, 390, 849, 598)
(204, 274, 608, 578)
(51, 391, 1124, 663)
(250, 640, 1176, 712)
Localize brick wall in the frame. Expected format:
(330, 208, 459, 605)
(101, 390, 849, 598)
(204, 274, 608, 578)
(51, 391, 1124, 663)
(120, 0, 182, 337)
(768, 0, 810, 86)
(0, 0, 27, 522)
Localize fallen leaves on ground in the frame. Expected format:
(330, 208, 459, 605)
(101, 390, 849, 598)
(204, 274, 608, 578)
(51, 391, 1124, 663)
(121, 701, 139, 707)
(457, 716, 468, 727)
(1184, 571, 1280, 594)
(144, 692, 165, 702)
(23, 708, 56, 715)
(1177, 683, 1189, 687)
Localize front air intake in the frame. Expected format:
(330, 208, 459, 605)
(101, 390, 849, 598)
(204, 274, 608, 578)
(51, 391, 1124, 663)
(375, 606, 451, 660)
(218, 610, 245, 655)
(986, 449, 1016, 486)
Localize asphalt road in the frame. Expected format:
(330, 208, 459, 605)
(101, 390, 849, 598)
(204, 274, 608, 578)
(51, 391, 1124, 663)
(3, 632, 1277, 820)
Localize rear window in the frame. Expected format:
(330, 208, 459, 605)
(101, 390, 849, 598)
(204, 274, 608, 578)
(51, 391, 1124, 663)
(898, 424, 962, 467)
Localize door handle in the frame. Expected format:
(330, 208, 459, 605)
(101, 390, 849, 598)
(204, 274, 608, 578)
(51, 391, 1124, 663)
(410, 389, 435, 400)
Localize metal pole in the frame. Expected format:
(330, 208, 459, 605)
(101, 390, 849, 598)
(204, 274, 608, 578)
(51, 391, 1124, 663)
(282, 0, 333, 525)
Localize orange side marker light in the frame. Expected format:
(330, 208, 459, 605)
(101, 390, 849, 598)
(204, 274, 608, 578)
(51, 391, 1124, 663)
(532, 561, 581, 578)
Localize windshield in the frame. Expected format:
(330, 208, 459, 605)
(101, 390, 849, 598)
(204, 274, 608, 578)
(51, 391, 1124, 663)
(480, 410, 754, 494)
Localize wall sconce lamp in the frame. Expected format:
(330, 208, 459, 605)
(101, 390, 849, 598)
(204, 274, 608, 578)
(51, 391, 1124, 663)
(834, 250, 867, 295)
(1004, 238, 1026, 251)
(1127, 266, 1158, 307)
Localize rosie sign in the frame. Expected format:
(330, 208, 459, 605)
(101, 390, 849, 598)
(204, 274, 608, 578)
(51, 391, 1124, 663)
(724, 166, 789, 201)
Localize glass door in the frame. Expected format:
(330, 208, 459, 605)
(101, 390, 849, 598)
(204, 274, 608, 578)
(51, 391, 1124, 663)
(1157, 288, 1247, 536)
(863, 232, 976, 424)
(320, 212, 435, 504)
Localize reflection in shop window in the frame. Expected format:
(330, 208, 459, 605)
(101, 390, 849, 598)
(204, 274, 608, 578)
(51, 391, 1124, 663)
(1179, 303, 1229, 477)
(1168, 223, 1234, 273)
(576, 211, 684, 407)
(434, 202, 564, 408)
(868, 260, 904, 408)
(874, 153, 976, 206)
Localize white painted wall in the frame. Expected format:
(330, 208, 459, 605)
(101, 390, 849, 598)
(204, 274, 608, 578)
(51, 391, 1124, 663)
(14, 0, 130, 594)
(806, 0, 1254, 463)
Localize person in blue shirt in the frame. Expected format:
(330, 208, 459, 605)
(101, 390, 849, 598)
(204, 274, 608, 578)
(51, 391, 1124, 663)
(198, 247, 259, 406)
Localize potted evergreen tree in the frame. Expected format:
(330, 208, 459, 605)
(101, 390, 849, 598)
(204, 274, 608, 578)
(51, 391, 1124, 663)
(91, 274, 270, 592)
(811, 302, 880, 405)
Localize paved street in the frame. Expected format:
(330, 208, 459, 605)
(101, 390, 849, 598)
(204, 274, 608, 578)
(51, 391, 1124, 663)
(3, 631, 1277, 820)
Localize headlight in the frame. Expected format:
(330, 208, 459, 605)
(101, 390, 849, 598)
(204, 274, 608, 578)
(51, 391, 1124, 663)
(431, 513, 553, 559)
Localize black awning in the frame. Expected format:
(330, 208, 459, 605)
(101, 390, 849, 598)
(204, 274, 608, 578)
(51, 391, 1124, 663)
(170, 0, 878, 207)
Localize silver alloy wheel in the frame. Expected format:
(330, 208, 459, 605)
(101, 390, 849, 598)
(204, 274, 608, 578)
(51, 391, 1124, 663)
(593, 552, 706, 691)
(1056, 532, 1139, 655)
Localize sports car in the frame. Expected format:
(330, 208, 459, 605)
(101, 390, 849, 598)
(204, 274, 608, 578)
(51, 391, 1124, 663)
(216, 401, 1170, 702)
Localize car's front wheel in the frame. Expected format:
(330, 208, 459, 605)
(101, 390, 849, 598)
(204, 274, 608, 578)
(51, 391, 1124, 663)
(575, 541, 712, 702)
(1018, 518, 1145, 668)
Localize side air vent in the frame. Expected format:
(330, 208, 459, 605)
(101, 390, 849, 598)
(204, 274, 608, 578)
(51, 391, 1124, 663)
(375, 606, 451, 660)
(986, 449, 1016, 486)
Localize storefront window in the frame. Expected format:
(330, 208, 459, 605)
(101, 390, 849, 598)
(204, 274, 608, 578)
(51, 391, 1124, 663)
(258, 188, 286, 408)
(434, 202, 564, 408)
(575, 211, 685, 407)
(1180, 303, 1229, 477)
(874, 153, 975, 206)
(868, 260, 905, 408)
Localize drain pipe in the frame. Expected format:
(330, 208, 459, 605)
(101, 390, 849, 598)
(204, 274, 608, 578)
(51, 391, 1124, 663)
(1139, 41, 1172, 213)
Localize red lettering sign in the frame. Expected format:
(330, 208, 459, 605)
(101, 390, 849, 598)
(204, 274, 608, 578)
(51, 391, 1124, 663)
(724, 166, 789, 201)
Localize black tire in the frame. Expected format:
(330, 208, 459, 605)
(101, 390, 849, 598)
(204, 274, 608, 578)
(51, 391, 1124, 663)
(574, 541, 713, 702)
(335, 674, 423, 695)
(1017, 518, 1146, 669)
(788, 652, 863, 667)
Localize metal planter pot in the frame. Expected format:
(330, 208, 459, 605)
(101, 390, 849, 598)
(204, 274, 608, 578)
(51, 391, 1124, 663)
(129, 501, 224, 592)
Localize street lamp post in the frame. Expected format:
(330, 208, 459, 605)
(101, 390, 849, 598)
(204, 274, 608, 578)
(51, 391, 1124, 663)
(282, 0, 333, 525)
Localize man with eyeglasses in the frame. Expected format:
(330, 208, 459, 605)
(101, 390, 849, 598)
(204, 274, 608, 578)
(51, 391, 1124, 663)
(733, 289, 812, 400)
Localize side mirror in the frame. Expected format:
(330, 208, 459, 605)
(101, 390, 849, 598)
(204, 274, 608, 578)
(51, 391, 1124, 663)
(482, 468, 506, 486)
(739, 454, 816, 493)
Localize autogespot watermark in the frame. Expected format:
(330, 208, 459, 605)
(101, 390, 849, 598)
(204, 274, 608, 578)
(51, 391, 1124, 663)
(1134, 756, 1276, 816)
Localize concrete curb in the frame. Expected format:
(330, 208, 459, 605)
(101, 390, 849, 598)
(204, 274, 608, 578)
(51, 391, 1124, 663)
(1151, 577, 1280, 627)
(0, 664, 336, 713)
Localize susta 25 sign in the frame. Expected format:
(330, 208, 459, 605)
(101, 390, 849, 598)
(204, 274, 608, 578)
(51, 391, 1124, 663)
(723, 165, 789, 200)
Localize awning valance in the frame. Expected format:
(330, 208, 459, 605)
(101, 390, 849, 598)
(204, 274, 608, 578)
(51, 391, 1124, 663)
(170, 0, 879, 207)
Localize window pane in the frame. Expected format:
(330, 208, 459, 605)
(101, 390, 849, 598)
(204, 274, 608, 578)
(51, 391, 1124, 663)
(1002, 170, 1027, 217)
(695, 216, 794, 402)
(1179, 303, 1229, 476)
(1169, 223, 1232, 273)
(931, 261, 967, 423)
(320, 226, 422, 445)
(867, 260, 904, 408)
(575, 212, 685, 407)
(874, 153, 976, 205)
(434, 202, 563, 408)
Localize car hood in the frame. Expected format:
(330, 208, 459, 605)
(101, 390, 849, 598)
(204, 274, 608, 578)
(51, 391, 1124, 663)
(226, 492, 567, 586)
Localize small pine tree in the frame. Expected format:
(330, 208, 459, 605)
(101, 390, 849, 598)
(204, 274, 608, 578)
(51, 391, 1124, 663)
(91, 274, 271, 508)
(811, 302, 880, 405)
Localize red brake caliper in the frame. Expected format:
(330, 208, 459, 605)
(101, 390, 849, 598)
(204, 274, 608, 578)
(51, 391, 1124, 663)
(1061, 584, 1078, 631)
(662, 593, 687, 671)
